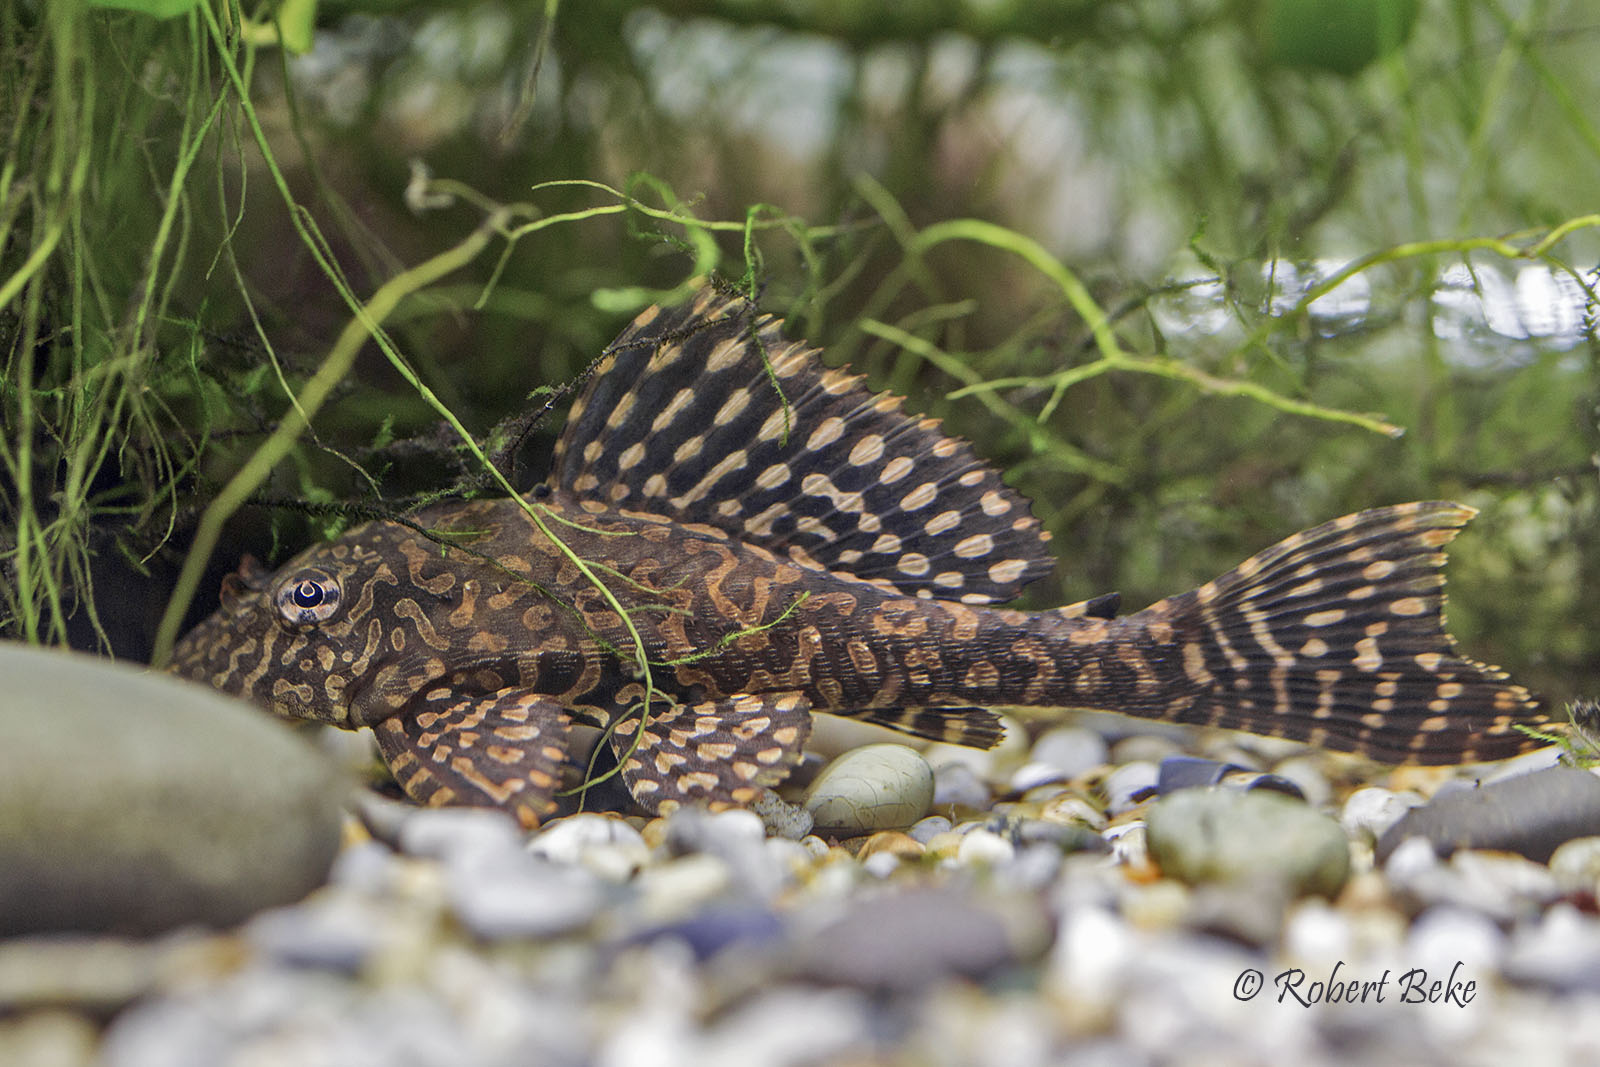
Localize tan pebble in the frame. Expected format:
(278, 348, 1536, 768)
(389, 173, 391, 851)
(857, 831, 926, 860)
(923, 830, 966, 859)
(1121, 879, 1190, 930)
(640, 817, 671, 850)
(1040, 794, 1108, 831)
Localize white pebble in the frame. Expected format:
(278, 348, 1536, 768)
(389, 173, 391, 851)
(957, 828, 1015, 866)
(1341, 786, 1423, 842)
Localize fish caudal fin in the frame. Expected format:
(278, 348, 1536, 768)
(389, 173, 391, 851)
(1139, 502, 1548, 764)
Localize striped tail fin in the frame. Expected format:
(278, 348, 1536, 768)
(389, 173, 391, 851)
(1138, 502, 1549, 764)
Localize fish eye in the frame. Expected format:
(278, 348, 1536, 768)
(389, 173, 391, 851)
(274, 569, 343, 626)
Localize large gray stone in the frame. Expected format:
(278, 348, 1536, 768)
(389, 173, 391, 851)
(1375, 766, 1600, 864)
(0, 644, 346, 936)
(1145, 787, 1350, 898)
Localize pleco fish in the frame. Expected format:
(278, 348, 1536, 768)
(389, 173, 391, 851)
(170, 286, 1549, 827)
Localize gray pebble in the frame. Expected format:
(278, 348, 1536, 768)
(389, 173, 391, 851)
(0, 645, 345, 936)
(1184, 882, 1290, 947)
(446, 851, 606, 940)
(1103, 761, 1160, 815)
(1386, 840, 1561, 922)
(908, 815, 953, 844)
(804, 744, 935, 834)
(397, 806, 524, 863)
(1029, 726, 1109, 779)
(1145, 788, 1350, 898)
(931, 758, 992, 810)
(664, 807, 787, 898)
(792, 888, 1044, 992)
(1376, 766, 1600, 864)
(245, 894, 385, 973)
(1014, 818, 1107, 854)
(1502, 903, 1600, 992)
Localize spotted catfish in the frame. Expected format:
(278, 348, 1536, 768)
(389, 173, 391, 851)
(170, 286, 1550, 827)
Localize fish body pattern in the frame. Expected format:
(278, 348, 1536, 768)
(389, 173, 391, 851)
(171, 288, 1548, 827)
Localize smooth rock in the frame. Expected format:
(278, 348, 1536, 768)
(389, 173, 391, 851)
(0, 935, 224, 1013)
(1103, 761, 1160, 815)
(1039, 793, 1108, 832)
(396, 806, 524, 863)
(908, 815, 954, 844)
(1009, 760, 1071, 793)
(1385, 840, 1561, 922)
(624, 903, 786, 961)
(1341, 786, 1424, 843)
(1029, 726, 1109, 779)
(245, 893, 385, 973)
(1502, 903, 1600, 992)
(1145, 788, 1350, 898)
(792, 888, 1044, 992)
(956, 828, 1016, 866)
(1547, 835, 1600, 895)
(856, 831, 925, 862)
(0, 644, 346, 936)
(662, 807, 786, 898)
(1375, 766, 1600, 864)
(0, 1011, 99, 1067)
(446, 851, 605, 940)
(930, 757, 992, 811)
(529, 813, 650, 882)
(804, 744, 935, 834)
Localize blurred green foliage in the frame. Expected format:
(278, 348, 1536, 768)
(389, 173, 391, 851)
(1, 0, 1595, 707)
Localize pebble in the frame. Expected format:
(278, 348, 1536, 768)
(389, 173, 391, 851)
(930, 758, 992, 810)
(1029, 726, 1109, 779)
(1144, 787, 1350, 898)
(1340, 786, 1424, 843)
(1039, 793, 1108, 831)
(1547, 835, 1600, 895)
(856, 831, 925, 862)
(907, 815, 953, 843)
(530, 814, 650, 882)
(1375, 766, 1600, 864)
(1502, 903, 1600, 992)
(1102, 761, 1160, 815)
(0, 1012, 100, 1067)
(803, 744, 935, 835)
(1385, 839, 1561, 922)
(1008, 760, 1071, 793)
(245, 893, 387, 973)
(0, 645, 346, 936)
(445, 850, 606, 940)
(791, 888, 1044, 992)
(956, 828, 1015, 866)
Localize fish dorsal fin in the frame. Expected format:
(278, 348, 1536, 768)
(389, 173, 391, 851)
(548, 287, 1055, 603)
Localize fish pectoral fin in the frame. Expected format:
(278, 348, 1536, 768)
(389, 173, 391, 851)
(373, 689, 573, 830)
(607, 691, 812, 815)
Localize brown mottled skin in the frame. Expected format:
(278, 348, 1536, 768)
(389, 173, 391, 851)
(170, 288, 1550, 827)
